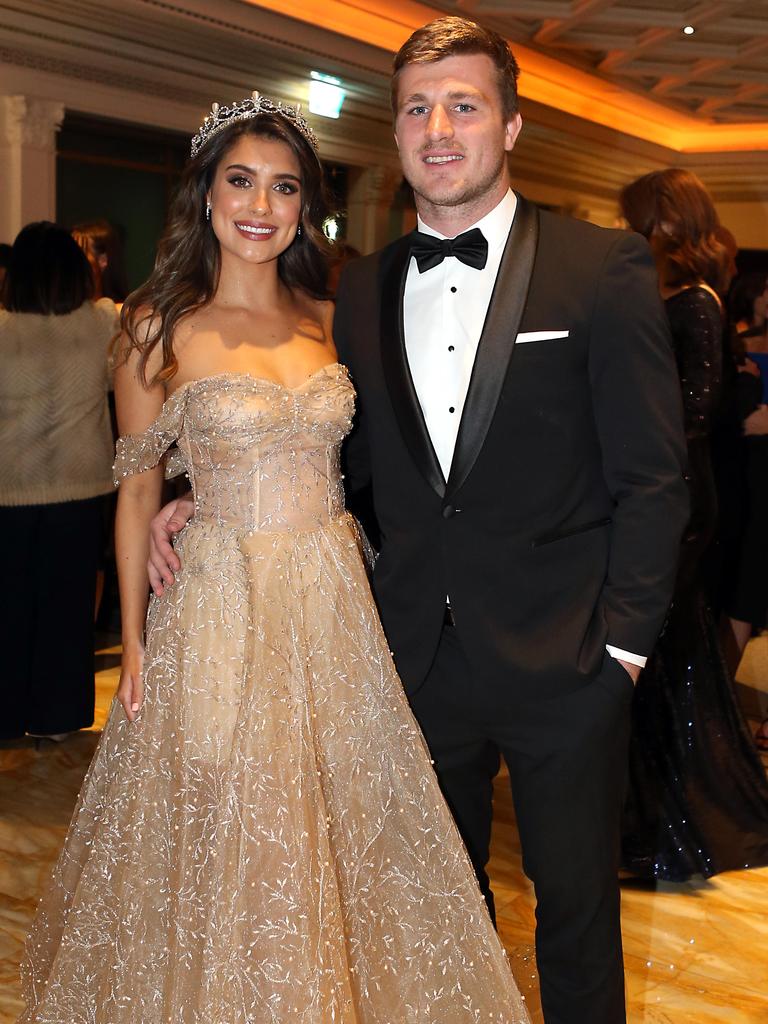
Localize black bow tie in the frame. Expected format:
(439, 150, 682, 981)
(410, 227, 488, 273)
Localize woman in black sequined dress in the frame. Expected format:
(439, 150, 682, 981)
(717, 273, 768, 750)
(618, 169, 768, 881)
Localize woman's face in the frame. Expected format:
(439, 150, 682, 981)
(207, 133, 302, 266)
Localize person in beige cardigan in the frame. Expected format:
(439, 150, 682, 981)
(0, 221, 118, 741)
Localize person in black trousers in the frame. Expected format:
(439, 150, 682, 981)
(0, 223, 117, 740)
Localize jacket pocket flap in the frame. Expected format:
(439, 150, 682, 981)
(533, 517, 611, 548)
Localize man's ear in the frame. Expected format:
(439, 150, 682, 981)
(504, 112, 523, 153)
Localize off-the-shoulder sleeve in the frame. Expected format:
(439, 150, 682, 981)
(113, 388, 189, 485)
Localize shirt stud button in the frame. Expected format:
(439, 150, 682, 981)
(448, 345, 455, 352)
(449, 406, 455, 413)
(450, 286, 457, 293)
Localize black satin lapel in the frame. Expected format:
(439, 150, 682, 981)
(379, 233, 446, 498)
(446, 195, 540, 498)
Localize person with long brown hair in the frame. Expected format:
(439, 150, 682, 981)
(619, 168, 728, 300)
(618, 168, 768, 881)
(19, 93, 529, 1024)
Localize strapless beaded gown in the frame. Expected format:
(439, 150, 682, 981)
(20, 365, 529, 1024)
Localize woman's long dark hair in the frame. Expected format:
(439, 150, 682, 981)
(4, 221, 93, 315)
(121, 113, 332, 385)
(619, 168, 728, 295)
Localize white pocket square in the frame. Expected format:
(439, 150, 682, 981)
(515, 330, 570, 344)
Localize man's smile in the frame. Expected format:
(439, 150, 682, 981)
(422, 151, 465, 165)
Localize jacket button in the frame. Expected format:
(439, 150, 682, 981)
(442, 504, 455, 519)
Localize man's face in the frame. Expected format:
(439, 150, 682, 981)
(394, 53, 522, 216)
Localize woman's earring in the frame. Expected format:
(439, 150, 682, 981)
(205, 200, 212, 221)
(296, 224, 302, 238)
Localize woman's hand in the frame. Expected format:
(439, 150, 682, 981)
(738, 358, 761, 377)
(744, 404, 768, 436)
(117, 643, 145, 722)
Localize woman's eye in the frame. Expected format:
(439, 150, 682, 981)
(274, 182, 299, 195)
(227, 175, 250, 188)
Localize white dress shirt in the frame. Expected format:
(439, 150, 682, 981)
(402, 189, 645, 670)
(404, 189, 517, 480)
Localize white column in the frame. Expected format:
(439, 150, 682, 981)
(0, 95, 64, 244)
(345, 164, 401, 255)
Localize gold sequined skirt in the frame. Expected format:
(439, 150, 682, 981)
(20, 514, 528, 1023)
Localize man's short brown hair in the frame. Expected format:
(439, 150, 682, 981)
(391, 16, 520, 119)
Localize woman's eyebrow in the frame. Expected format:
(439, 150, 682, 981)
(224, 163, 300, 181)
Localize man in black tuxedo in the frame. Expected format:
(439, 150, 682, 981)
(332, 17, 687, 1024)
(148, 17, 687, 1023)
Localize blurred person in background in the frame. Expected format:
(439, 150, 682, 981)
(0, 221, 118, 741)
(731, 271, 768, 386)
(71, 219, 129, 305)
(72, 219, 129, 623)
(0, 242, 12, 304)
(718, 270, 768, 748)
(618, 169, 768, 880)
(714, 225, 738, 296)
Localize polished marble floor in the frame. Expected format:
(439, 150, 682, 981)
(1, 640, 767, 1023)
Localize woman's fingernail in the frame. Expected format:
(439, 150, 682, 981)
(131, 703, 139, 711)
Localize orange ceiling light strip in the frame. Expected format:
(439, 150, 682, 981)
(244, 0, 767, 153)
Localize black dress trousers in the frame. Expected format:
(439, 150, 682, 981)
(409, 623, 632, 1024)
(0, 497, 102, 739)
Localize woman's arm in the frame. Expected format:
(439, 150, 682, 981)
(667, 289, 723, 436)
(113, 335, 166, 721)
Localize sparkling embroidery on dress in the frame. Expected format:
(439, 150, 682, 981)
(21, 366, 529, 1024)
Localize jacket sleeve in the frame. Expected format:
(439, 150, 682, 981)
(589, 231, 689, 656)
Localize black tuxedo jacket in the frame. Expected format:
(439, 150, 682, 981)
(334, 194, 689, 700)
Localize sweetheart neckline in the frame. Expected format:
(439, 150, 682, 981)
(116, 363, 350, 449)
(113, 358, 352, 458)
(165, 362, 347, 402)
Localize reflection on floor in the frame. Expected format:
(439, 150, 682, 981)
(1, 639, 767, 1023)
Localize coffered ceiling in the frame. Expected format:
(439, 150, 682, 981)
(423, 0, 768, 124)
(1, 0, 766, 228)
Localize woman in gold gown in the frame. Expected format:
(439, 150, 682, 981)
(20, 94, 529, 1024)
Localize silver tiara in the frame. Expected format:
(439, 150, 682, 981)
(190, 91, 319, 157)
